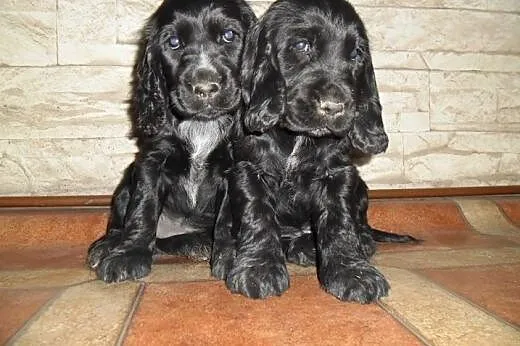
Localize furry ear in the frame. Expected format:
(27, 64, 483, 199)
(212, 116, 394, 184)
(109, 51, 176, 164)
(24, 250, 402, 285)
(241, 24, 285, 134)
(349, 53, 388, 155)
(131, 24, 176, 139)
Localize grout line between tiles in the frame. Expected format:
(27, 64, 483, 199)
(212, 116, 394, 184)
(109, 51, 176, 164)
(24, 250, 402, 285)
(410, 268, 520, 332)
(6, 286, 68, 346)
(377, 300, 432, 346)
(116, 282, 146, 346)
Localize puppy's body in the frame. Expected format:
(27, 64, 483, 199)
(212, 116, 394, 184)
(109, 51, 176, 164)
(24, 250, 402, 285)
(87, 0, 256, 283)
(214, 0, 418, 302)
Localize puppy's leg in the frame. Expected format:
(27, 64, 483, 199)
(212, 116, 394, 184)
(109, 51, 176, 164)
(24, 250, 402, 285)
(314, 167, 389, 303)
(226, 161, 289, 299)
(210, 184, 236, 280)
(94, 150, 168, 283)
(87, 163, 133, 270)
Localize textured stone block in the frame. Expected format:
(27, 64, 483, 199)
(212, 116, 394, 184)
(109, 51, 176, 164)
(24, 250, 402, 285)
(352, 0, 487, 10)
(0, 8, 56, 66)
(57, 0, 134, 65)
(0, 66, 132, 139)
(0, 138, 136, 195)
(117, 0, 160, 44)
(371, 51, 428, 70)
(430, 72, 520, 131)
(423, 52, 520, 72)
(383, 112, 430, 133)
(376, 70, 430, 133)
(358, 8, 520, 53)
(403, 133, 520, 185)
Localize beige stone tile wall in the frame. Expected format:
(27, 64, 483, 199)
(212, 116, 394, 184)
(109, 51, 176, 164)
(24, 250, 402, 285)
(0, 0, 518, 195)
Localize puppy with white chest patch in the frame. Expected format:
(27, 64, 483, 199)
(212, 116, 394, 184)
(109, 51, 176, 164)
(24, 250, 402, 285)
(87, 0, 256, 283)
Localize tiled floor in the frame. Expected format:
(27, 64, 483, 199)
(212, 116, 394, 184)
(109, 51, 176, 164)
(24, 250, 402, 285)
(0, 196, 519, 345)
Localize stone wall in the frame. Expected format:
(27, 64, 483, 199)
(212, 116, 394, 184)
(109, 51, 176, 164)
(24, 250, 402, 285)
(0, 0, 519, 196)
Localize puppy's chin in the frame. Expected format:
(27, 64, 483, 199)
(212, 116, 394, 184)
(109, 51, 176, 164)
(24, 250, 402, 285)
(281, 117, 348, 138)
(171, 89, 241, 120)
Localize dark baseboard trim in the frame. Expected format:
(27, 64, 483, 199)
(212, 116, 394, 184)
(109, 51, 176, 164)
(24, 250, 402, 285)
(0, 186, 519, 208)
(368, 186, 520, 199)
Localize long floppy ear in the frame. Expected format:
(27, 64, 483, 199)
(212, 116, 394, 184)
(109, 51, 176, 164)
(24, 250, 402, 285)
(349, 53, 388, 155)
(131, 22, 176, 139)
(241, 24, 285, 134)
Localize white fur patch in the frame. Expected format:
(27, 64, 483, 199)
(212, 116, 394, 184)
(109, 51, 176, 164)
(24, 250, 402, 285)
(199, 52, 217, 72)
(177, 117, 231, 207)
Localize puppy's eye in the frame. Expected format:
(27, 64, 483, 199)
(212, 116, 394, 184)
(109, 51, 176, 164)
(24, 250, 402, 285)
(294, 40, 311, 53)
(169, 34, 182, 50)
(221, 29, 236, 43)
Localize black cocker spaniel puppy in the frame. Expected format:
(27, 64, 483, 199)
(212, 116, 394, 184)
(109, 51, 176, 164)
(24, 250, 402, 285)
(87, 0, 256, 283)
(213, 0, 418, 303)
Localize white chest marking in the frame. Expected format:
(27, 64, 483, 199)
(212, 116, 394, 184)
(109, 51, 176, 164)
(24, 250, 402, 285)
(177, 118, 230, 207)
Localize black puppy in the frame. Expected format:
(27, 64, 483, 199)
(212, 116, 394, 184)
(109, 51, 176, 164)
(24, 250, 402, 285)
(214, 0, 418, 302)
(87, 0, 256, 283)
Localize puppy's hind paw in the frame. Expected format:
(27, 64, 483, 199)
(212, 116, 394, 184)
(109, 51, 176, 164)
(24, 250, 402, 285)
(95, 248, 152, 283)
(226, 256, 289, 299)
(211, 245, 236, 280)
(285, 236, 316, 267)
(319, 261, 389, 304)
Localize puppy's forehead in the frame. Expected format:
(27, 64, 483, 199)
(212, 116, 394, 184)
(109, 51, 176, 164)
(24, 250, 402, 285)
(271, 3, 364, 43)
(156, 0, 247, 28)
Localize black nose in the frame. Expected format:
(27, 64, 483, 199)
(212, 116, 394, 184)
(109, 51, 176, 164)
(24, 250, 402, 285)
(319, 100, 344, 116)
(193, 82, 220, 99)
(191, 68, 221, 99)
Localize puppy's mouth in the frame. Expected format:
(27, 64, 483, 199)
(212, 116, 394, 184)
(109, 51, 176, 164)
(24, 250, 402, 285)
(293, 126, 347, 138)
(172, 88, 240, 119)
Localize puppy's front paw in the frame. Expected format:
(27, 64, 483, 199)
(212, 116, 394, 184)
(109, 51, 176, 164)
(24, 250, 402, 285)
(226, 255, 289, 299)
(95, 248, 152, 283)
(87, 236, 120, 270)
(211, 245, 236, 280)
(319, 261, 389, 303)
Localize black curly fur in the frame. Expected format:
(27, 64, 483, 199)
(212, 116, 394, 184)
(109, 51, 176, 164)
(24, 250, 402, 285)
(87, 0, 256, 283)
(211, 0, 419, 302)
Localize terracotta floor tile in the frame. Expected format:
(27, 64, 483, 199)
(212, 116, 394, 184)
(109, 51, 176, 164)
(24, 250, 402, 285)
(419, 264, 520, 326)
(0, 208, 109, 247)
(496, 199, 520, 227)
(0, 288, 58, 344)
(368, 200, 517, 252)
(368, 200, 469, 233)
(0, 245, 87, 270)
(125, 276, 421, 346)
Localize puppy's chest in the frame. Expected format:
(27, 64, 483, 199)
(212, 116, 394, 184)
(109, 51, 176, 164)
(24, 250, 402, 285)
(281, 137, 342, 187)
(177, 119, 230, 207)
(281, 137, 320, 184)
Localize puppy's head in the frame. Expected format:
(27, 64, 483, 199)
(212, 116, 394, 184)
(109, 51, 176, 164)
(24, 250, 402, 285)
(132, 0, 256, 138)
(242, 0, 387, 155)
